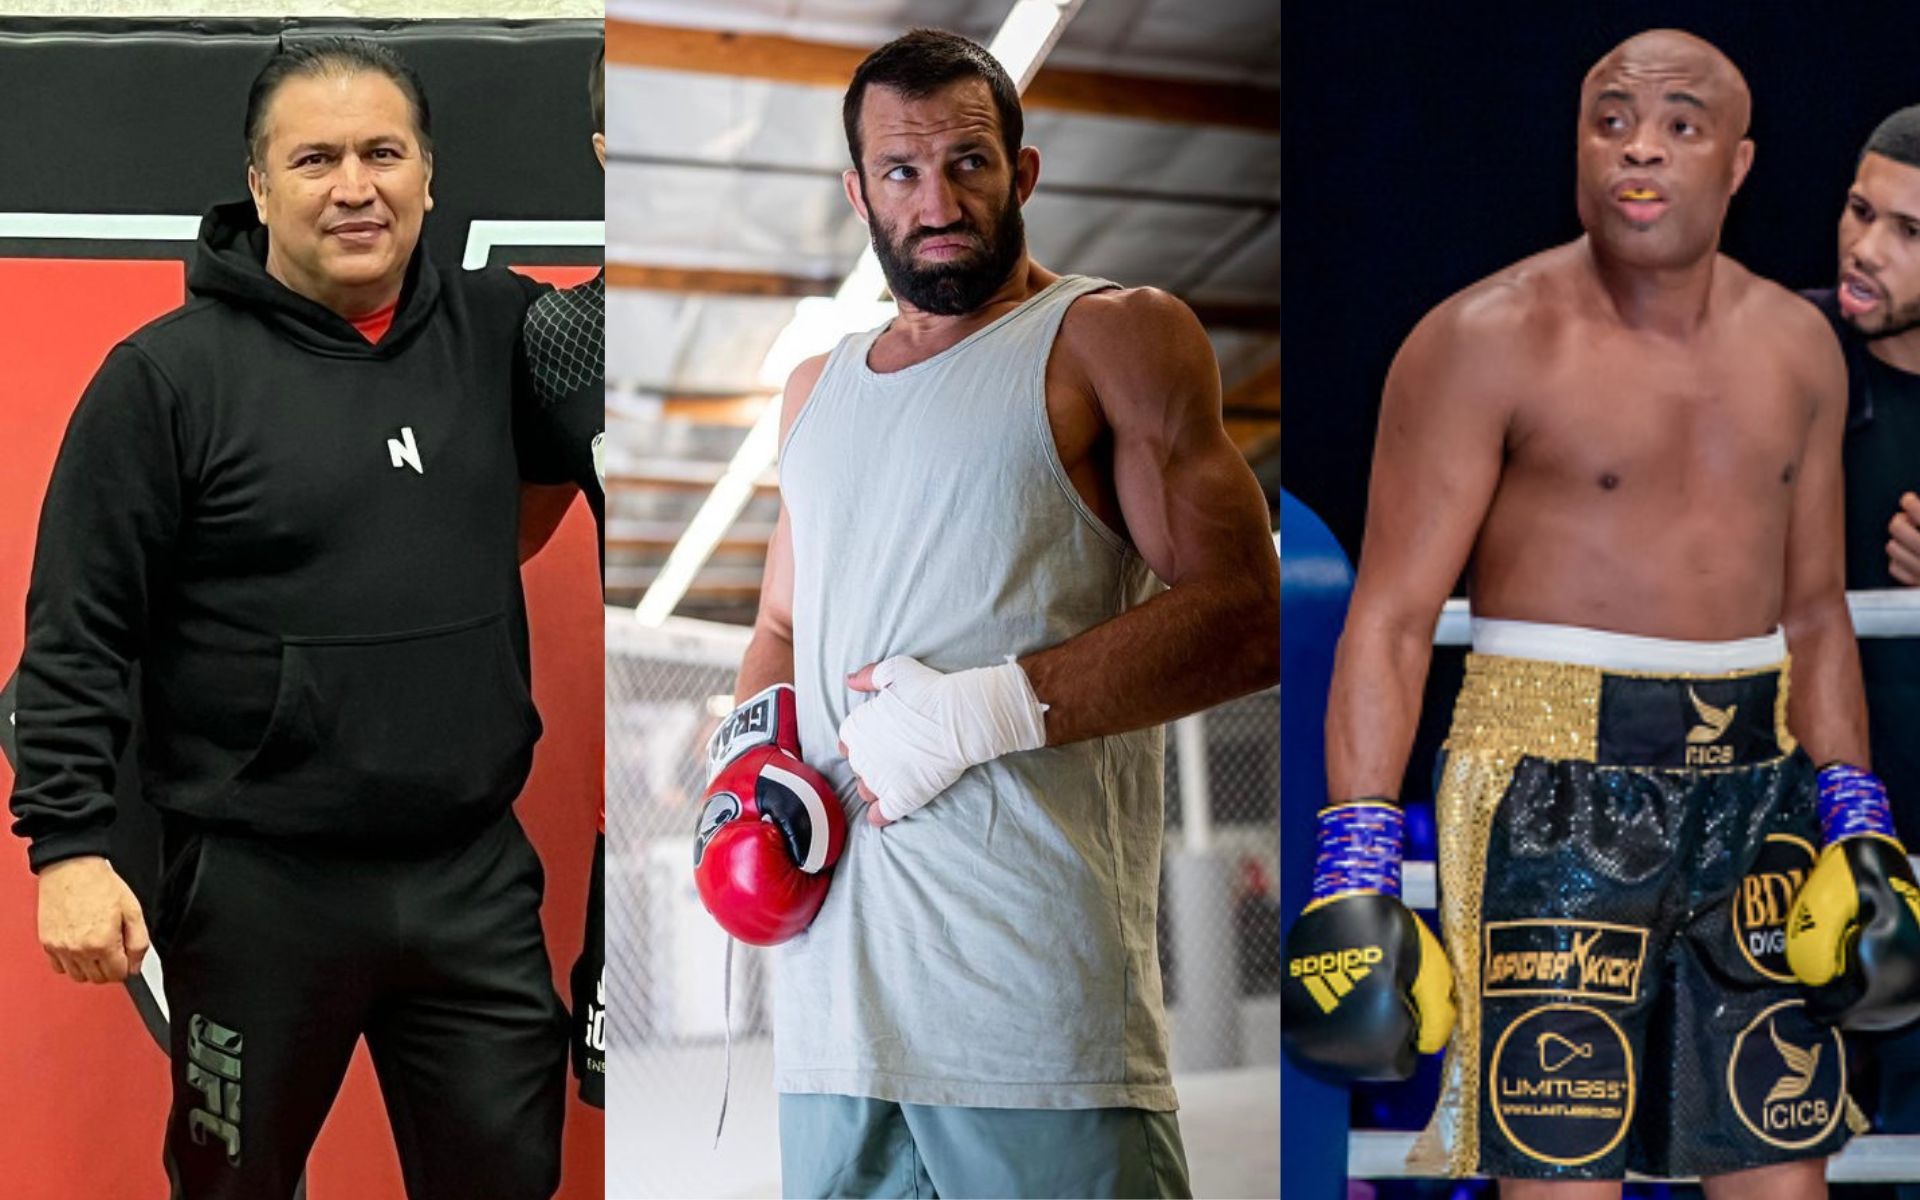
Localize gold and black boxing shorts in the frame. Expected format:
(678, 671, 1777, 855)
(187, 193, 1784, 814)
(1408, 620, 1865, 1181)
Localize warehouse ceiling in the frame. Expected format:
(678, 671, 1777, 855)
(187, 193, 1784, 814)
(603, 0, 1280, 622)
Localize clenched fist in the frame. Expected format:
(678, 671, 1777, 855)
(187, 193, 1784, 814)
(38, 855, 149, 984)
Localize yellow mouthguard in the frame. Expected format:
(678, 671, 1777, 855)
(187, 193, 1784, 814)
(1621, 188, 1658, 201)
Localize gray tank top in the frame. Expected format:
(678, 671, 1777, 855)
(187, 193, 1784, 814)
(775, 274, 1174, 1110)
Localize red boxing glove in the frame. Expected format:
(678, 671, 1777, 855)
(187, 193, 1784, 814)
(693, 684, 847, 945)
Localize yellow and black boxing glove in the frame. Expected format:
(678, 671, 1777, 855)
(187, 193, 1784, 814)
(1282, 799, 1455, 1081)
(1786, 763, 1920, 1031)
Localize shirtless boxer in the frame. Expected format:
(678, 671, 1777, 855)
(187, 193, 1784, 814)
(1283, 30, 1920, 1197)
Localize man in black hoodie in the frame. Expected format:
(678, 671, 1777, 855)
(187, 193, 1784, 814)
(11, 38, 569, 1200)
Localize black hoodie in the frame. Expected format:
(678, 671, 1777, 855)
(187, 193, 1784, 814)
(11, 201, 558, 869)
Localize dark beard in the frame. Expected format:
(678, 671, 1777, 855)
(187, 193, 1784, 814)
(867, 183, 1025, 317)
(1861, 297, 1920, 341)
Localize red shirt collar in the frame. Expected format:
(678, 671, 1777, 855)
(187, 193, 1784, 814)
(349, 299, 399, 344)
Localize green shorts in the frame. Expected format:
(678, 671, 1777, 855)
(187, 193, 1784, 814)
(777, 1094, 1191, 1199)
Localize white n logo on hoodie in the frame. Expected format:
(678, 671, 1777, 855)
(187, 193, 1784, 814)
(387, 427, 423, 474)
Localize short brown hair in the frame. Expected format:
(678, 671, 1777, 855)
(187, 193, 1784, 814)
(842, 29, 1022, 173)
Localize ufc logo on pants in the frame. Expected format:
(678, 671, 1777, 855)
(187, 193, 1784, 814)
(186, 1014, 244, 1166)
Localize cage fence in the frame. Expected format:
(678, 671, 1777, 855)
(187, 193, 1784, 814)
(604, 610, 1277, 1198)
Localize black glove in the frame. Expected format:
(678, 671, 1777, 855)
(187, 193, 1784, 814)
(1283, 800, 1455, 1081)
(1787, 764, 1920, 1031)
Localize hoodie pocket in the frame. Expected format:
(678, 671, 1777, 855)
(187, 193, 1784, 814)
(152, 830, 215, 955)
(231, 612, 541, 838)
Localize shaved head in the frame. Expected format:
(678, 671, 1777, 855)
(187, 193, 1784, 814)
(1584, 29, 1750, 138)
(1573, 28, 1754, 271)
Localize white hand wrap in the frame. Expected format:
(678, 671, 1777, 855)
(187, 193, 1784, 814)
(837, 655, 1048, 822)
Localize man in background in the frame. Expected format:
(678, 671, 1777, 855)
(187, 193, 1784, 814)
(1805, 101, 1920, 1200)
(519, 39, 609, 1112)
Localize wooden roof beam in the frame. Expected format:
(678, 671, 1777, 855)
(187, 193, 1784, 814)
(606, 20, 1278, 133)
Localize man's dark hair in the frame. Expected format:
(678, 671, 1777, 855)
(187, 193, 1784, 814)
(590, 42, 605, 135)
(1864, 104, 1920, 169)
(842, 29, 1022, 172)
(244, 36, 432, 166)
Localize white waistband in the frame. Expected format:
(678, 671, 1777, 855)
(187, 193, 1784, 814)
(1469, 618, 1787, 673)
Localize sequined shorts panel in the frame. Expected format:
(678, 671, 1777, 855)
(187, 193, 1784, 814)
(1412, 653, 1859, 1180)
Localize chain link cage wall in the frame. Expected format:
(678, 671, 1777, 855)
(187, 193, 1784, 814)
(606, 610, 1279, 1198)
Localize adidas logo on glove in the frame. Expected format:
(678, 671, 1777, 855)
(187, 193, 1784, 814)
(1289, 945, 1384, 1013)
(1282, 801, 1456, 1081)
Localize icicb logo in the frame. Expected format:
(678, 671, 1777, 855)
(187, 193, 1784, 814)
(1728, 1000, 1845, 1150)
(1684, 687, 1738, 765)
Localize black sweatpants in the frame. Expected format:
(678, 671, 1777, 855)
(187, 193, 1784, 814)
(153, 812, 568, 1200)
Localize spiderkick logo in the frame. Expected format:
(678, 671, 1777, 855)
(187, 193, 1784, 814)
(1483, 920, 1646, 1003)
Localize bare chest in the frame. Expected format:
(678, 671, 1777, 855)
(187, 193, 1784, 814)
(1508, 334, 1810, 499)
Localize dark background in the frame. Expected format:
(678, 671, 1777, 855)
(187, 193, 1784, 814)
(1282, 0, 1920, 560)
(0, 18, 603, 269)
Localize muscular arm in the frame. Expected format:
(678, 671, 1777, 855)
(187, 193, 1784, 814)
(1782, 311, 1870, 765)
(733, 356, 824, 703)
(1016, 290, 1280, 744)
(1325, 299, 1514, 801)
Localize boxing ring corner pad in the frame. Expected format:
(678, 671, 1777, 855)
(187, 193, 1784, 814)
(1278, 491, 1358, 1198)
(1349, 1130, 1920, 1182)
